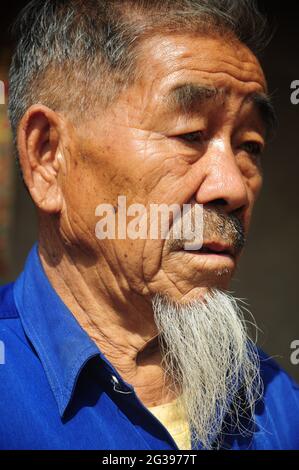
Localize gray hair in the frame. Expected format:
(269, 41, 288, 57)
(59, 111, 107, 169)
(8, 0, 270, 159)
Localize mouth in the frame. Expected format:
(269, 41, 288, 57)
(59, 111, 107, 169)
(182, 242, 235, 259)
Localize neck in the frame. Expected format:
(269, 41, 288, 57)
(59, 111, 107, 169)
(38, 221, 176, 407)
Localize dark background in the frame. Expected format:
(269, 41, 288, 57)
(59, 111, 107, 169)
(0, 1, 299, 381)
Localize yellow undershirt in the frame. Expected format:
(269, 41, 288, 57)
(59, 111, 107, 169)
(148, 398, 191, 450)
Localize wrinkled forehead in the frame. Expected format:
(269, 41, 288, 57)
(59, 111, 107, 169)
(136, 33, 267, 100)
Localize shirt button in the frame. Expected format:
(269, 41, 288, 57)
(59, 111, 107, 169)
(111, 375, 119, 385)
(111, 375, 133, 395)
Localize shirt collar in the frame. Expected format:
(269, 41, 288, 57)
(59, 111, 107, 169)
(13, 244, 132, 416)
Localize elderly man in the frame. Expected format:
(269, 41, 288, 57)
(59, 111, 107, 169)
(0, 0, 298, 451)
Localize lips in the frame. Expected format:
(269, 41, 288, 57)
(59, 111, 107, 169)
(184, 241, 234, 257)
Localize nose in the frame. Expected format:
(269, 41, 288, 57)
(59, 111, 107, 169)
(195, 140, 250, 214)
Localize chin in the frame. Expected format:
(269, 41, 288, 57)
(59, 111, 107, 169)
(179, 266, 234, 292)
(161, 280, 231, 304)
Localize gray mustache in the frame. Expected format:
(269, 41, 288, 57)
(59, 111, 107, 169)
(203, 207, 245, 254)
(168, 207, 245, 255)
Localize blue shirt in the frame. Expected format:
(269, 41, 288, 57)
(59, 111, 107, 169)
(0, 245, 299, 450)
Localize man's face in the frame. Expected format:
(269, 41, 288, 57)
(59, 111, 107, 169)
(62, 33, 267, 303)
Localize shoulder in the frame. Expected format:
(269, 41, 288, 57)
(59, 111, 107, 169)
(258, 348, 299, 393)
(253, 348, 299, 449)
(0, 282, 30, 366)
(223, 348, 299, 450)
(0, 283, 19, 320)
(0, 282, 22, 343)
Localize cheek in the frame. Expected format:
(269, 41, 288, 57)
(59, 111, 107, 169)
(238, 156, 263, 204)
(238, 155, 263, 190)
(243, 174, 263, 234)
(65, 164, 99, 207)
(245, 168, 263, 213)
(59, 160, 113, 251)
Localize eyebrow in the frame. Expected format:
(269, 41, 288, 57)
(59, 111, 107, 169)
(165, 83, 277, 138)
(166, 83, 221, 114)
(247, 92, 277, 138)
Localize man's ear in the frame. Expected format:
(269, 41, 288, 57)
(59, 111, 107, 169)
(17, 104, 66, 213)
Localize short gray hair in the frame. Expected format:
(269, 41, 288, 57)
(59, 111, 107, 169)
(8, 0, 270, 157)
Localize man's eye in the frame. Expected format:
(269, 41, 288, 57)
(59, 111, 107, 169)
(177, 131, 203, 143)
(241, 141, 264, 156)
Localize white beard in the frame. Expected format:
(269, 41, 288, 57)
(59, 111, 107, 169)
(152, 289, 262, 449)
